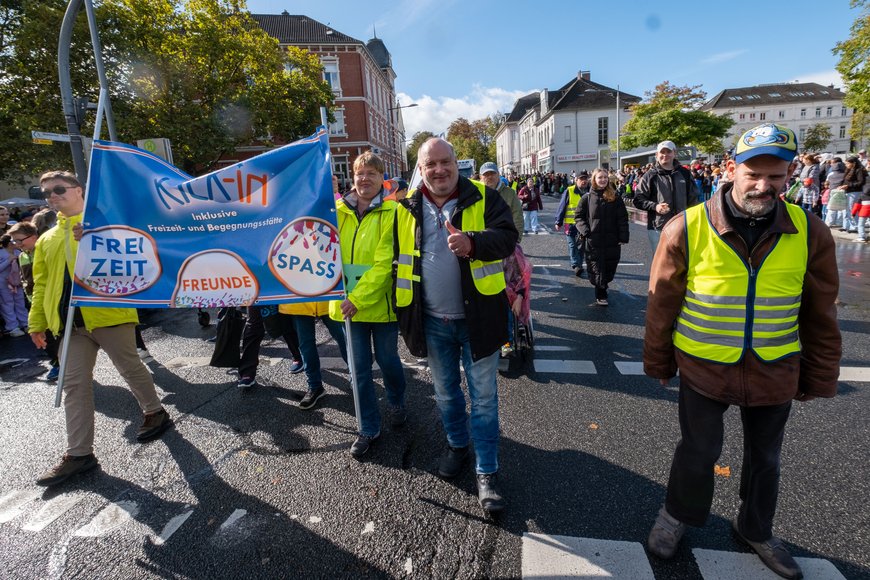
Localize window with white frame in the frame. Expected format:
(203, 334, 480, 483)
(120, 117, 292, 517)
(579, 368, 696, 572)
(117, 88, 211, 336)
(759, 112, 766, 120)
(329, 109, 346, 136)
(565, 125, 571, 142)
(800, 108, 806, 118)
(826, 106, 833, 117)
(749, 112, 756, 121)
(841, 106, 848, 116)
(799, 127, 806, 141)
(322, 59, 341, 95)
(779, 110, 785, 119)
(840, 125, 846, 139)
(598, 117, 608, 145)
(815, 107, 821, 118)
(739, 113, 745, 121)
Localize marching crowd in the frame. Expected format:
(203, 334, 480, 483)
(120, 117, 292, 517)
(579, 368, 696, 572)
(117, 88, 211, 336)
(2, 122, 865, 579)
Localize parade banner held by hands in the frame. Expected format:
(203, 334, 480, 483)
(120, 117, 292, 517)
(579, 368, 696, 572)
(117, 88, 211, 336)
(71, 128, 344, 308)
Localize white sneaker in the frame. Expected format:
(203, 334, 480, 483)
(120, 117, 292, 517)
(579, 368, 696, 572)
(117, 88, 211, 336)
(855, 237, 867, 243)
(137, 348, 154, 363)
(8, 328, 25, 338)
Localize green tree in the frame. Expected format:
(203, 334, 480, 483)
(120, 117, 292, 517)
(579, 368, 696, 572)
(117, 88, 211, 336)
(446, 116, 500, 165)
(619, 82, 734, 154)
(0, 0, 334, 181)
(833, 0, 870, 142)
(406, 130, 435, 170)
(803, 124, 833, 152)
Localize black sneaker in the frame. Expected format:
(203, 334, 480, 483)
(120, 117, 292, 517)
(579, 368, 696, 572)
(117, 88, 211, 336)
(574, 267, 584, 278)
(732, 521, 803, 579)
(36, 454, 99, 487)
(350, 432, 380, 458)
(437, 445, 469, 478)
(299, 386, 325, 410)
(387, 405, 407, 428)
(476, 472, 506, 513)
(137, 408, 172, 442)
(237, 375, 256, 388)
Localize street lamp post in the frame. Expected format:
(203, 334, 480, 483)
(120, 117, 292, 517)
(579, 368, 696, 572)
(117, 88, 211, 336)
(615, 85, 620, 170)
(388, 102, 418, 176)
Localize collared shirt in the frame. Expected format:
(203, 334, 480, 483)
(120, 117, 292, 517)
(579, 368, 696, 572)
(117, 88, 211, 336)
(419, 184, 464, 319)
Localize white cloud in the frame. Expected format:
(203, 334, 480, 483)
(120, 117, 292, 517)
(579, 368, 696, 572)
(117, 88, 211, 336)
(700, 50, 749, 65)
(790, 69, 844, 89)
(397, 85, 535, 137)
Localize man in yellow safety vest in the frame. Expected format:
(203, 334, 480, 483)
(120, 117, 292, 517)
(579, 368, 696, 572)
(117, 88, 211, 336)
(643, 123, 841, 580)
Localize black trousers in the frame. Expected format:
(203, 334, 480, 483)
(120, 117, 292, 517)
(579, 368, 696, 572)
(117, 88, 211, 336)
(665, 383, 792, 542)
(239, 306, 301, 379)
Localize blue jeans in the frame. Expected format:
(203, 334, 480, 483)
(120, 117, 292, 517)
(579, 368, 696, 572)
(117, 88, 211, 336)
(566, 224, 584, 269)
(424, 315, 500, 474)
(349, 321, 407, 436)
(292, 315, 347, 391)
(843, 193, 860, 230)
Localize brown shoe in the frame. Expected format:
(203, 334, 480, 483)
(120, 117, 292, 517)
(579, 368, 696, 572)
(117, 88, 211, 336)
(732, 521, 803, 579)
(137, 408, 172, 442)
(36, 454, 98, 487)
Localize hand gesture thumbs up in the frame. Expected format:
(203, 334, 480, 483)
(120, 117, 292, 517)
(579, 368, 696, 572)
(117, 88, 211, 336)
(445, 220, 472, 258)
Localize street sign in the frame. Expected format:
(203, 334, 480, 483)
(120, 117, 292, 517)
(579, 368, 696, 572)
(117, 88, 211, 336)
(31, 131, 71, 143)
(136, 138, 173, 164)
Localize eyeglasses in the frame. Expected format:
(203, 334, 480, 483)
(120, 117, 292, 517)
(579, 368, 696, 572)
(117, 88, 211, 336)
(41, 185, 75, 198)
(10, 234, 34, 245)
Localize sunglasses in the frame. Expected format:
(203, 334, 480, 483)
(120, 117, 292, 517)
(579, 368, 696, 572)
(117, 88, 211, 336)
(11, 234, 35, 245)
(41, 185, 75, 198)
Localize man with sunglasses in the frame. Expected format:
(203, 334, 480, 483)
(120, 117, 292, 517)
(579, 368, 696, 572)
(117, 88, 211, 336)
(28, 171, 171, 487)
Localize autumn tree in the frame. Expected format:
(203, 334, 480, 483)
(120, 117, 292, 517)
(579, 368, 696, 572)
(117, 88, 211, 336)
(0, 0, 334, 180)
(406, 130, 435, 170)
(446, 115, 500, 165)
(803, 124, 833, 152)
(834, 0, 870, 144)
(619, 82, 734, 154)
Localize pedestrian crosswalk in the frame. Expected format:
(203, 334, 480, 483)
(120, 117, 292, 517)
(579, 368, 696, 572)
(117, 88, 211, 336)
(521, 533, 847, 579)
(1, 489, 848, 579)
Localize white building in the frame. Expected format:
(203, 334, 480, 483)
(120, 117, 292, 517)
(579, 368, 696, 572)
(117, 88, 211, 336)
(495, 71, 640, 175)
(701, 82, 854, 154)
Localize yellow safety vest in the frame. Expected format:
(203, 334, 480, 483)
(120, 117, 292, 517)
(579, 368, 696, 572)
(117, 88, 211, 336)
(563, 186, 582, 225)
(672, 202, 808, 364)
(395, 182, 506, 308)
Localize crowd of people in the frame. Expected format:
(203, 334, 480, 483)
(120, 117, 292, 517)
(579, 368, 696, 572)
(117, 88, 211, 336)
(4, 123, 865, 579)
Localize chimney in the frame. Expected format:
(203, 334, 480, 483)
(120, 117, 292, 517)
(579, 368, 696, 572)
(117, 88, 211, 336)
(578, 70, 590, 81)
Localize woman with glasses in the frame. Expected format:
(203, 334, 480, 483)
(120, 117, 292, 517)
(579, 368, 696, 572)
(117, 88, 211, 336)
(0, 232, 28, 337)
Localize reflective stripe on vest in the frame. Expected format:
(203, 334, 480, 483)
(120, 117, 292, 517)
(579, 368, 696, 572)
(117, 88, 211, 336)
(672, 202, 808, 364)
(563, 185, 582, 225)
(394, 182, 506, 307)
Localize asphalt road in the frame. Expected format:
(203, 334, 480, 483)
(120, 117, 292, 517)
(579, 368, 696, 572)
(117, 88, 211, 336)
(1, 203, 868, 579)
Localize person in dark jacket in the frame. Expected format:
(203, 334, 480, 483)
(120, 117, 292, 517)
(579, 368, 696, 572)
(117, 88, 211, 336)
(575, 168, 629, 306)
(644, 124, 840, 580)
(841, 156, 868, 233)
(393, 138, 517, 514)
(632, 140, 700, 253)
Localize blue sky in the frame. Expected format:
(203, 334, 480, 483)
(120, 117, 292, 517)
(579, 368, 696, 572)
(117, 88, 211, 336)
(247, 0, 860, 136)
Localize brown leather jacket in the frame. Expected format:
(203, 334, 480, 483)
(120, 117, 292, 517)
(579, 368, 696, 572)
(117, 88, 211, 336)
(643, 184, 841, 406)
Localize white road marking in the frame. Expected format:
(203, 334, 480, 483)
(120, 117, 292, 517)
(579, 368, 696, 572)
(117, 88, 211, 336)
(219, 508, 247, 531)
(839, 366, 870, 382)
(164, 357, 212, 369)
(0, 489, 40, 523)
(533, 360, 597, 374)
(536, 345, 573, 352)
(153, 509, 194, 546)
(22, 494, 84, 532)
(361, 521, 374, 535)
(309, 515, 322, 523)
(404, 558, 413, 574)
(73, 500, 139, 537)
(522, 533, 655, 579)
(614, 361, 645, 375)
(0, 358, 29, 366)
(617, 262, 646, 267)
(693, 548, 846, 580)
(532, 264, 564, 268)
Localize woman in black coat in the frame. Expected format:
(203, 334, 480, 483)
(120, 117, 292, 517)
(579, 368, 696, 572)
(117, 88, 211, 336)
(575, 168, 629, 306)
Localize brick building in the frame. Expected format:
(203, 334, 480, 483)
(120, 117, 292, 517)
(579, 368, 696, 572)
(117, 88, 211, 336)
(251, 13, 409, 185)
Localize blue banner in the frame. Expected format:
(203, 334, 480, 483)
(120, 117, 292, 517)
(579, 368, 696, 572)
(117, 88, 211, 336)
(71, 128, 344, 308)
